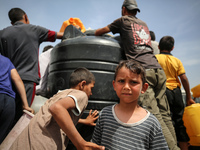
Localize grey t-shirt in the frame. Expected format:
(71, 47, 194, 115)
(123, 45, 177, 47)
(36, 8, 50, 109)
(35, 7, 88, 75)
(0, 21, 57, 84)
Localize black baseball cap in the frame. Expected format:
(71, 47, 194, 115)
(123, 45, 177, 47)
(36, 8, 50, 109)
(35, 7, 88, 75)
(122, 0, 140, 12)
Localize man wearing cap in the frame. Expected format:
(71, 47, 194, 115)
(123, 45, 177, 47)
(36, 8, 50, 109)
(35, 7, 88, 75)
(95, 0, 180, 149)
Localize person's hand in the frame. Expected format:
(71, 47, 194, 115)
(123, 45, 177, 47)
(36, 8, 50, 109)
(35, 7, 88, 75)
(78, 141, 105, 150)
(78, 109, 99, 126)
(186, 98, 196, 106)
(85, 109, 99, 126)
(84, 109, 99, 126)
(23, 106, 35, 114)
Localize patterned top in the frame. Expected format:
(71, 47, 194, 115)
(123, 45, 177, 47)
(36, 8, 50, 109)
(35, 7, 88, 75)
(92, 105, 169, 150)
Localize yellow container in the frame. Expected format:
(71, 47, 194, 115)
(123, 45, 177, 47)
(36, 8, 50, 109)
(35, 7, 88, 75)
(191, 84, 200, 98)
(183, 103, 200, 146)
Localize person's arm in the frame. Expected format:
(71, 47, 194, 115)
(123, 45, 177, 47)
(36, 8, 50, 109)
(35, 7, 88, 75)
(95, 26, 110, 36)
(56, 32, 64, 39)
(49, 97, 105, 150)
(179, 73, 196, 106)
(78, 109, 99, 126)
(10, 69, 34, 114)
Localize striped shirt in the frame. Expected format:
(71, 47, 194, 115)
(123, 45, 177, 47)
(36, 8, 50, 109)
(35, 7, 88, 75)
(92, 105, 169, 150)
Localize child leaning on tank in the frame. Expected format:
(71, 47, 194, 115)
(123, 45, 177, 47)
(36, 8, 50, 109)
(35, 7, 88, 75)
(9, 67, 105, 150)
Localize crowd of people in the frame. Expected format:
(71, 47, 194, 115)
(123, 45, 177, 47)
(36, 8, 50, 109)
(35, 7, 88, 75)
(0, 0, 196, 149)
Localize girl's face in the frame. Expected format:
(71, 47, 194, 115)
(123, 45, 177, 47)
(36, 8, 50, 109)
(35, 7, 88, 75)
(113, 66, 148, 104)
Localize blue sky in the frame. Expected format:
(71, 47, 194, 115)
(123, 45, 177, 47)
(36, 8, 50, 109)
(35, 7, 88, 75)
(0, 0, 200, 89)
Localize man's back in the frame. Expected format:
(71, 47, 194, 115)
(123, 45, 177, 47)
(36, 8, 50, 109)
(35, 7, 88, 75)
(0, 21, 54, 84)
(108, 15, 161, 69)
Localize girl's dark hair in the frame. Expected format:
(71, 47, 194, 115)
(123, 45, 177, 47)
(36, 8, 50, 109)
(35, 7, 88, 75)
(159, 36, 174, 51)
(69, 67, 95, 88)
(114, 60, 146, 85)
(8, 8, 26, 24)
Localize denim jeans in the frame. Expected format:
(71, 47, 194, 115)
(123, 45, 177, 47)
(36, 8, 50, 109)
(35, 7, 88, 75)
(0, 93, 15, 144)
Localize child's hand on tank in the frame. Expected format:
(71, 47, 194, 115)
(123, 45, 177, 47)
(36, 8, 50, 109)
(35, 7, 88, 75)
(78, 109, 99, 126)
(85, 109, 99, 126)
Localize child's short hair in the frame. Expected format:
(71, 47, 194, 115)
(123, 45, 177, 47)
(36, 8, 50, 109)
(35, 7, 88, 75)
(159, 36, 174, 51)
(114, 60, 146, 85)
(69, 67, 95, 88)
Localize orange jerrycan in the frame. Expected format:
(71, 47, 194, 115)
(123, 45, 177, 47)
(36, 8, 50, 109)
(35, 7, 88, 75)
(183, 103, 200, 146)
(60, 17, 86, 33)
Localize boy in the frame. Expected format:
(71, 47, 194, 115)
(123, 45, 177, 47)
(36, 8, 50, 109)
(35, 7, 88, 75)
(156, 36, 196, 150)
(92, 60, 169, 149)
(10, 68, 105, 150)
(95, 0, 178, 149)
(0, 55, 34, 144)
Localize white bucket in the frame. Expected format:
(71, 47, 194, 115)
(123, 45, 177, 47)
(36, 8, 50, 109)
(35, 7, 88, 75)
(0, 110, 34, 150)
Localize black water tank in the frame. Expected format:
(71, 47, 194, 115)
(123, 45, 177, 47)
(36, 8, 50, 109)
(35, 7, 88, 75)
(48, 35, 125, 110)
(47, 35, 125, 149)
